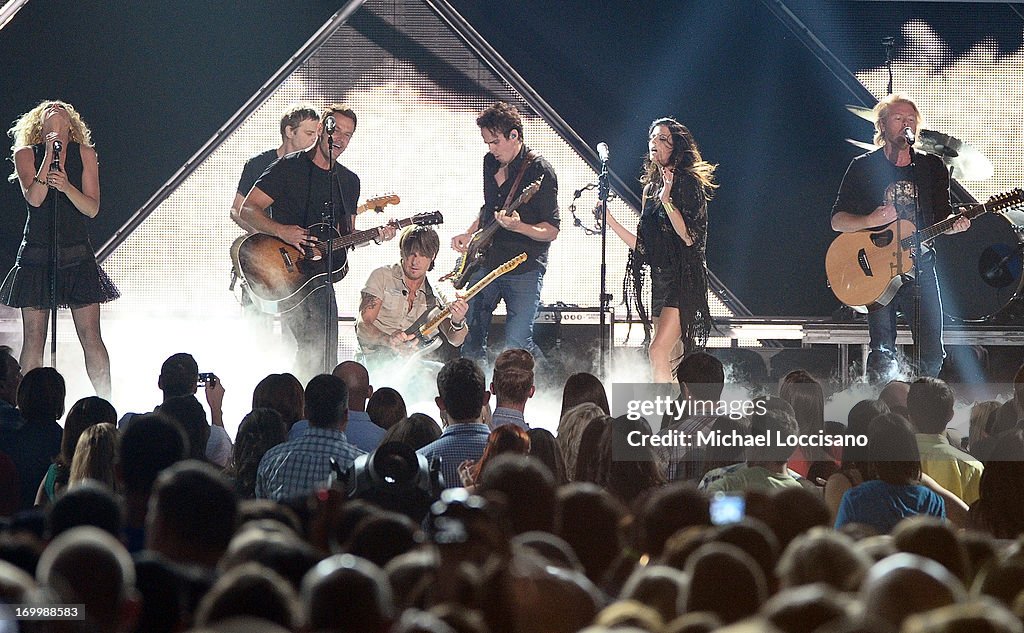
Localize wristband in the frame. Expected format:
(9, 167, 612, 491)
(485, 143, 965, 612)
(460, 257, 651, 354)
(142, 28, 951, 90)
(33, 175, 46, 186)
(450, 320, 466, 331)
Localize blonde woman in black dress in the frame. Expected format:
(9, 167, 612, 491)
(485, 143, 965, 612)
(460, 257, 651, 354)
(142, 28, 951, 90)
(2, 101, 118, 398)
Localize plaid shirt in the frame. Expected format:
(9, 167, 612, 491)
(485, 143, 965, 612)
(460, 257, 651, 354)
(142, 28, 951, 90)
(417, 421, 490, 489)
(255, 427, 365, 501)
(657, 415, 718, 482)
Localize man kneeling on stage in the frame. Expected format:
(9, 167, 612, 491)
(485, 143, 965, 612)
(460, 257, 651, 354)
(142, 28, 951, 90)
(357, 226, 469, 366)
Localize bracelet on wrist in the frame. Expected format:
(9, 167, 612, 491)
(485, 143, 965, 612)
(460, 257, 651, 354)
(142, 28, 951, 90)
(450, 319, 466, 331)
(33, 175, 46, 186)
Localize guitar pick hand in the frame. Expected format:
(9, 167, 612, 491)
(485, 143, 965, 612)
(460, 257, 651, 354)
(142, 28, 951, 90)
(451, 233, 472, 253)
(279, 225, 316, 250)
(388, 331, 416, 351)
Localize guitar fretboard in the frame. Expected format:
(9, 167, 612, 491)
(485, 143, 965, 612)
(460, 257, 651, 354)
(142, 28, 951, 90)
(898, 188, 1024, 249)
(319, 216, 432, 255)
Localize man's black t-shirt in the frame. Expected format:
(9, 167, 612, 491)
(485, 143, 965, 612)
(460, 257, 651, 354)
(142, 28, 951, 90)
(832, 148, 951, 229)
(479, 145, 559, 274)
(254, 150, 359, 229)
(238, 148, 279, 197)
(238, 148, 279, 218)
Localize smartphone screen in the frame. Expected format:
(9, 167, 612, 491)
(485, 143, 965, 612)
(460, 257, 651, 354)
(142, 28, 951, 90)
(710, 492, 745, 525)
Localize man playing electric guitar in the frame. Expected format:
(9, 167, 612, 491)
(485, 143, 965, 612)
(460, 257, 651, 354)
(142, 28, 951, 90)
(450, 101, 559, 362)
(357, 225, 469, 368)
(239, 104, 396, 381)
(831, 94, 968, 379)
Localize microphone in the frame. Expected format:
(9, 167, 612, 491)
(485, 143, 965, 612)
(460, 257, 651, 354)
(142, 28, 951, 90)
(51, 140, 62, 172)
(597, 142, 609, 163)
(902, 127, 915, 146)
(324, 115, 336, 135)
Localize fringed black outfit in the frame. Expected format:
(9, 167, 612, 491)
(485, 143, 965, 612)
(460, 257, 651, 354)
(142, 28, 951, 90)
(624, 177, 711, 354)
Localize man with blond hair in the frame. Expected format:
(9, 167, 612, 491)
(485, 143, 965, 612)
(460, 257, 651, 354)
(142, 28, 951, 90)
(830, 94, 968, 379)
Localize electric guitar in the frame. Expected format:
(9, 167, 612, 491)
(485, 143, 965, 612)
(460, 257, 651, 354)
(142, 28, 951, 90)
(825, 188, 1024, 312)
(232, 211, 443, 315)
(402, 253, 528, 364)
(439, 177, 542, 289)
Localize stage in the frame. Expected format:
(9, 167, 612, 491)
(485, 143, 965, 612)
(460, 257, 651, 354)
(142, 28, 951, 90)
(3, 304, 1021, 440)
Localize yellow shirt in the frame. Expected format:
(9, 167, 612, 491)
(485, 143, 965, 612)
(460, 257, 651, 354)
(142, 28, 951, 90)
(915, 433, 983, 505)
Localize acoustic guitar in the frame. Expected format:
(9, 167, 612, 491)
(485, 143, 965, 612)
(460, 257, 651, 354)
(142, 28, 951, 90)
(232, 211, 443, 315)
(825, 188, 1024, 312)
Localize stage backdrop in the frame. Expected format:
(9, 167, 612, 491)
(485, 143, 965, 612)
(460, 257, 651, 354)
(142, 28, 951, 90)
(100, 0, 738, 360)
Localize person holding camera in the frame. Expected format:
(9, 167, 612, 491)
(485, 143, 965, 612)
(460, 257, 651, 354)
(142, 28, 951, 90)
(117, 352, 231, 466)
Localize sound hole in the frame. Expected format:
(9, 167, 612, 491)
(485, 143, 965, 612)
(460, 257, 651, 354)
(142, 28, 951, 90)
(870, 230, 893, 247)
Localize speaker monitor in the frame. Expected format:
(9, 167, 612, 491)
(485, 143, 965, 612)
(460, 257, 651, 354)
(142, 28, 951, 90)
(486, 307, 613, 367)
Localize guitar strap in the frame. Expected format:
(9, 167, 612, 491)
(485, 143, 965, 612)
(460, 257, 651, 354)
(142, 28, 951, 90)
(486, 150, 537, 225)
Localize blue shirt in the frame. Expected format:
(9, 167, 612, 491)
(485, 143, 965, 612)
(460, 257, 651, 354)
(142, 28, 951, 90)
(417, 422, 490, 489)
(491, 407, 528, 430)
(835, 480, 946, 534)
(255, 427, 365, 501)
(289, 411, 384, 452)
(342, 410, 386, 452)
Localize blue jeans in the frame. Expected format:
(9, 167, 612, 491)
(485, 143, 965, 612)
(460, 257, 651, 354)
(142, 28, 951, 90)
(867, 259, 945, 378)
(463, 268, 544, 362)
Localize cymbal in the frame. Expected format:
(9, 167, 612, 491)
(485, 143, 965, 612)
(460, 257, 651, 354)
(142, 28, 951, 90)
(845, 104, 875, 123)
(845, 138, 876, 152)
(917, 129, 993, 181)
(844, 130, 993, 182)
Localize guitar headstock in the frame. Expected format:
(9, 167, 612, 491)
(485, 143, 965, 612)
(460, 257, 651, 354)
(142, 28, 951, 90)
(412, 211, 444, 226)
(357, 194, 401, 214)
(495, 253, 528, 274)
(519, 177, 544, 204)
(989, 188, 1024, 213)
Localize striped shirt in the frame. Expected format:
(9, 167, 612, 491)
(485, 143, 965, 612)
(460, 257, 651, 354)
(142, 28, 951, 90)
(255, 427, 365, 501)
(417, 422, 491, 489)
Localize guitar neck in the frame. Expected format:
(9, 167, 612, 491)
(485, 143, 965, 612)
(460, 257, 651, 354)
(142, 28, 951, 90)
(480, 187, 533, 234)
(327, 217, 418, 252)
(418, 273, 489, 334)
(420, 256, 526, 334)
(901, 200, 988, 246)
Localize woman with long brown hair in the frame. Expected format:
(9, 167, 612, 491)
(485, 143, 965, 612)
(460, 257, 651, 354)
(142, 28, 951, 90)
(604, 118, 717, 382)
(1, 101, 118, 398)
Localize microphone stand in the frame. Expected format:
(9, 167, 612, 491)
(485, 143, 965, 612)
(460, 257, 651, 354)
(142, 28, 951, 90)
(597, 155, 611, 379)
(882, 36, 895, 95)
(324, 130, 336, 374)
(909, 145, 924, 376)
(49, 141, 62, 369)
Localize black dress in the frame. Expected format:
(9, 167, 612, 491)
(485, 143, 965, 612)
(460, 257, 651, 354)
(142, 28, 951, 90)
(0, 143, 119, 309)
(625, 177, 711, 353)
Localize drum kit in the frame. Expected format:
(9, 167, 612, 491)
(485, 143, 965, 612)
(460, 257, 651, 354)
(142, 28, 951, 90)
(845, 104, 1022, 323)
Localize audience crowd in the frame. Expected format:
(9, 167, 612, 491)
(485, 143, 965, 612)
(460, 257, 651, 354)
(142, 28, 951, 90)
(1, 343, 1023, 633)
